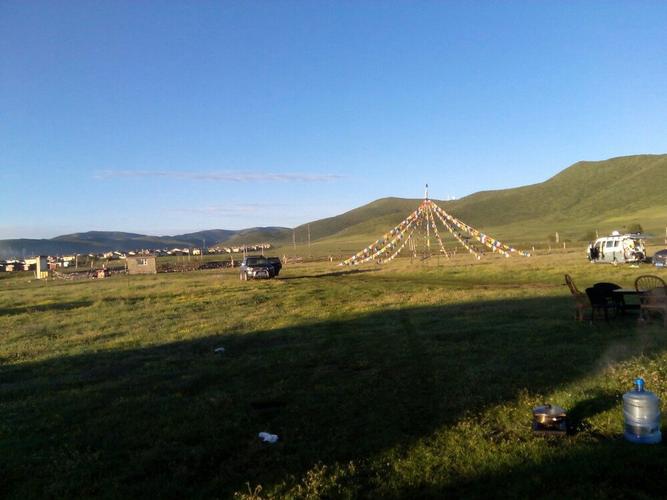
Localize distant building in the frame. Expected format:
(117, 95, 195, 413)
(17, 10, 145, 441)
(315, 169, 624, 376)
(22, 259, 37, 271)
(126, 255, 157, 275)
(36, 256, 48, 279)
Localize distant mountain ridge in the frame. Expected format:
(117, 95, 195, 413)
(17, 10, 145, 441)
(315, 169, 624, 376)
(0, 228, 290, 258)
(2, 154, 666, 257)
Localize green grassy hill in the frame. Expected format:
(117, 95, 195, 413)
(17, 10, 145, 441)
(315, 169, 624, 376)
(2, 154, 665, 258)
(294, 197, 419, 241)
(287, 154, 667, 254)
(218, 227, 292, 247)
(445, 154, 667, 241)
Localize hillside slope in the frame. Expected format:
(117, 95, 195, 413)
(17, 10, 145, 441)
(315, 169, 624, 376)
(2, 154, 665, 257)
(293, 198, 420, 241)
(300, 154, 667, 250)
(447, 154, 667, 228)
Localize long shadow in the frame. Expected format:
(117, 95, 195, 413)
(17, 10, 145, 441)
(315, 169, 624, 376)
(0, 299, 94, 316)
(1, 296, 666, 497)
(278, 268, 380, 280)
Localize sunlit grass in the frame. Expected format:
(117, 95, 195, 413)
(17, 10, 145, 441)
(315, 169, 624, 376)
(1, 254, 667, 498)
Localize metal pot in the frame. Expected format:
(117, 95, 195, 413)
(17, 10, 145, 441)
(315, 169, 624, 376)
(533, 404, 567, 425)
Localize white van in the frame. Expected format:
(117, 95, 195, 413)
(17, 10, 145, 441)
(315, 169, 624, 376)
(587, 232, 646, 264)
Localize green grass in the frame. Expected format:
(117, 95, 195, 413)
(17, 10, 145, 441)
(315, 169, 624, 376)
(2, 253, 667, 498)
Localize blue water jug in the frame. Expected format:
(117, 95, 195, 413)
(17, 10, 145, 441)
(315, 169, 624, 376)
(623, 378, 662, 444)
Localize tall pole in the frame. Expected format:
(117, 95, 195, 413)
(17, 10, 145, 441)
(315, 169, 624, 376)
(292, 228, 296, 260)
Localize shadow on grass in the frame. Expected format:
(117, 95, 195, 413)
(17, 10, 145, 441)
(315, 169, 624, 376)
(278, 268, 380, 280)
(1, 296, 666, 497)
(568, 389, 621, 435)
(0, 299, 94, 316)
(397, 436, 667, 499)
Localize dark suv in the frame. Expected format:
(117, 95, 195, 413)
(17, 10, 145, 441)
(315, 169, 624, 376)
(267, 257, 282, 276)
(239, 256, 274, 280)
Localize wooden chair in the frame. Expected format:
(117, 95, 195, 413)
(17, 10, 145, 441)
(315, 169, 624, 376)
(586, 285, 620, 322)
(565, 274, 590, 321)
(639, 286, 667, 327)
(593, 282, 623, 315)
(634, 275, 666, 292)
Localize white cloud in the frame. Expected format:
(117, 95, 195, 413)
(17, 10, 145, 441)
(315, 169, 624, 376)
(94, 170, 343, 183)
(168, 203, 275, 215)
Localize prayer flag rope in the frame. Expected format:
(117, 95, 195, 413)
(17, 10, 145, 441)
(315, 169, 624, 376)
(339, 196, 530, 265)
(432, 205, 482, 260)
(430, 201, 530, 257)
(340, 211, 419, 266)
(382, 226, 416, 263)
(426, 205, 450, 258)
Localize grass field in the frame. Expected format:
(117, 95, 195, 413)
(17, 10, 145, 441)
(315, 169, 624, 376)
(2, 252, 667, 498)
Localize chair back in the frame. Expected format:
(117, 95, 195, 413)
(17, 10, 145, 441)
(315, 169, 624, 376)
(635, 275, 667, 292)
(565, 274, 583, 296)
(593, 282, 621, 292)
(586, 287, 608, 307)
(644, 287, 667, 304)
(593, 282, 622, 304)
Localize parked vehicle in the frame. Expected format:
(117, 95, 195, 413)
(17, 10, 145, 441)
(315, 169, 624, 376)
(239, 256, 274, 280)
(653, 249, 667, 268)
(267, 257, 282, 276)
(587, 232, 646, 264)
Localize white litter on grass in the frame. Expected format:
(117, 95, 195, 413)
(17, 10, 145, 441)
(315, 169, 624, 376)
(258, 432, 279, 443)
(214, 347, 225, 353)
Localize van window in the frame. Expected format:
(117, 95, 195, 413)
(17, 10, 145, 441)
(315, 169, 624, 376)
(605, 241, 615, 248)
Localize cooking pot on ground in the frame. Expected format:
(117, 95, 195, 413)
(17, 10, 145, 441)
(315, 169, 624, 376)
(533, 404, 567, 425)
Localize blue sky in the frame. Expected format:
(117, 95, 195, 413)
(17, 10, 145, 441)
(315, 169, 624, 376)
(2, 1, 666, 239)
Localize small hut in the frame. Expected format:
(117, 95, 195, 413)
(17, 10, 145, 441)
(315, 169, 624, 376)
(36, 256, 49, 279)
(126, 255, 157, 275)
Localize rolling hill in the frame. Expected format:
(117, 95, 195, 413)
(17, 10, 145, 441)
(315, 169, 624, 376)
(290, 153, 667, 252)
(443, 154, 667, 235)
(0, 228, 290, 258)
(2, 154, 666, 258)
